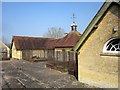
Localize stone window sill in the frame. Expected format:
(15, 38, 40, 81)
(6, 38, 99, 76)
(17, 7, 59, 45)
(100, 53, 120, 57)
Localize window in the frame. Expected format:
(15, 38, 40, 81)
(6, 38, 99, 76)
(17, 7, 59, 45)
(103, 38, 120, 54)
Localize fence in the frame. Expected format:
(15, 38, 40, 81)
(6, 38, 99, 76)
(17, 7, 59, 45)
(46, 50, 77, 76)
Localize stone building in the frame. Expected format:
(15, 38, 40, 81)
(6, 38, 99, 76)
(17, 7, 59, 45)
(0, 41, 10, 60)
(73, 1, 120, 88)
(46, 23, 81, 72)
(11, 36, 56, 60)
(11, 21, 81, 61)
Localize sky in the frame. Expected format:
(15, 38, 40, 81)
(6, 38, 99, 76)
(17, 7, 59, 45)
(2, 2, 104, 44)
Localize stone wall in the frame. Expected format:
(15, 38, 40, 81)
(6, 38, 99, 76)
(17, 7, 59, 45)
(12, 42, 22, 59)
(78, 4, 119, 88)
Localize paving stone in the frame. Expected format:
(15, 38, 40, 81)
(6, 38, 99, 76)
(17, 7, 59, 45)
(3, 75, 24, 88)
(1, 59, 95, 88)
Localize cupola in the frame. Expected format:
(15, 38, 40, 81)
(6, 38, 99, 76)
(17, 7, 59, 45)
(71, 14, 77, 32)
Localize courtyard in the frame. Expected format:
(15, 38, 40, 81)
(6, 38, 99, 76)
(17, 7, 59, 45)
(0, 59, 96, 89)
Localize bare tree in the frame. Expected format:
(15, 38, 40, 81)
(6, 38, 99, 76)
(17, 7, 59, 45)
(43, 27, 64, 38)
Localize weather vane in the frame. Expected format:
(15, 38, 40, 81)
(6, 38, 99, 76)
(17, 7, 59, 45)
(72, 13, 76, 23)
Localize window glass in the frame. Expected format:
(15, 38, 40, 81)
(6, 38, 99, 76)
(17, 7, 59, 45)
(105, 38, 120, 52)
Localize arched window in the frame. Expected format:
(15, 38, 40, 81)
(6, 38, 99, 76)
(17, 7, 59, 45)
(103, 38, 120, 53)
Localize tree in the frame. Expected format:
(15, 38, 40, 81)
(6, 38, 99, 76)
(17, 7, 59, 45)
(43, 27, 64, 38)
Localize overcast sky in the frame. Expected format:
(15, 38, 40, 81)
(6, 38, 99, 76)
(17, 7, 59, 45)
(2, 2, 103, 44)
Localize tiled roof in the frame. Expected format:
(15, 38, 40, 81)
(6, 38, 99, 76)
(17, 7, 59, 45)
(12, 36, 56, 50)
(54, 31, 81, 48)
(12, 31, 81, 50)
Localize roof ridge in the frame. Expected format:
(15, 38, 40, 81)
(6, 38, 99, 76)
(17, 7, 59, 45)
(13, 35, 58, 40)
